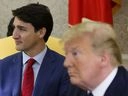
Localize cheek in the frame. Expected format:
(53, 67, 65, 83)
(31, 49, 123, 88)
(22, 34, 37, 43)
(74, 59, 86, 78)
(81, 60, 101, 81)
(76, 58, 88, 71)
(22, 36, 38, 49)
(76, 57, 92, 75)
(22, 34, 33, 40)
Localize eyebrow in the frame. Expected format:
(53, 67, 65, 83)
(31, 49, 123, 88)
(15, 25, 27, 30)
(70, 46, 79, 51)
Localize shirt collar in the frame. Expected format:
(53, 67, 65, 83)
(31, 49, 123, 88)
(22, 46, 47, 65)
(92, 67, 118, 96)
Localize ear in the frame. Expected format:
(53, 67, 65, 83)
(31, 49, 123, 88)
(100, 51, 110, 67)
(39, 27, 46, 38)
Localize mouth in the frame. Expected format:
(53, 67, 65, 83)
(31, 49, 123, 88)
(15, 40, 22, 45)
(68, 70, 75, 77)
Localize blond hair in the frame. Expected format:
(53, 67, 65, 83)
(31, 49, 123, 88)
(62, 21, 122, 65)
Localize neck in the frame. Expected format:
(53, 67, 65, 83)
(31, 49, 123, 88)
(24, 43, 46, 57)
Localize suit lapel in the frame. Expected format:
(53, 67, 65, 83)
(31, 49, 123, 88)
(33, 49, 57, 95)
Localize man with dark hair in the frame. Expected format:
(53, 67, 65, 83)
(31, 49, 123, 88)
(0, 3, 70, 96)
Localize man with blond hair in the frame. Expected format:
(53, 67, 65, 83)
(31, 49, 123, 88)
(62, 21, 128, 96)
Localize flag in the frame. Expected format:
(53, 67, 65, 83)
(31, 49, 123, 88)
(68, 0, 121, 25)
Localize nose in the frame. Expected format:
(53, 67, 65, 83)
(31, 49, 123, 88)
(64, 54, 72, 68)
(12, 28, 20, 39)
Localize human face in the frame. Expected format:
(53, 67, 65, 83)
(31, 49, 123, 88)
(12, 17, 44, 56)
(64, 36, 102, 90)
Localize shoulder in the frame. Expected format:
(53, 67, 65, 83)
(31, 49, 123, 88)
(118, 66, 128, 76)
(44, 48, 66, 75)
(0, 52, 22, 64)
(115, 66, 128, 89)
(107, 66, 128, 95)
(46, 48, 65, 60)
(114, 66, 128, 83)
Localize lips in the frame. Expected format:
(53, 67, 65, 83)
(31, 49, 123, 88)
(15, 40, 22, 45)
(68, 70, 75, 77)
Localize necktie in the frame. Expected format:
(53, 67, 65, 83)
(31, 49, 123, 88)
(21, 58, 36, 96)
(87, 92, 93, 96)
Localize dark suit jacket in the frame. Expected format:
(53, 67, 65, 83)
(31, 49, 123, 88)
(0, 48, 70, 96)
(66, 66, 128, 96)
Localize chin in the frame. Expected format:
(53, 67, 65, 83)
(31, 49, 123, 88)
(70, 77, 79, 86)
(15, 47, 23, 51)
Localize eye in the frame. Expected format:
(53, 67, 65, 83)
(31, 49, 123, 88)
(17, 26, 27, 31)
(18, 27, 26, 31)
(72, 51, 78, 56)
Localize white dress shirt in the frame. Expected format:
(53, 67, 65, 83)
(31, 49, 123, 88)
(22, 46, 47, 84)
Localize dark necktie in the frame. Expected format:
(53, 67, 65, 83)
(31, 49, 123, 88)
(87, 92, 93, 96)
(21, 58, 36, 96)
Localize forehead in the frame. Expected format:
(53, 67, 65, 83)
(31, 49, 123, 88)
(13, 17, 33, 28)
(64, 36, 92, 50)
